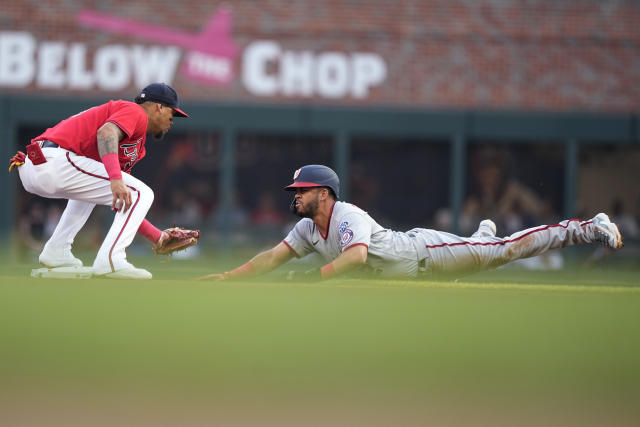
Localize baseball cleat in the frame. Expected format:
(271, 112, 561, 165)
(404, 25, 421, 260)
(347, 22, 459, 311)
(472, 219, 497, 238)
(102, 267, 152, 280)
(39, 248, 83, 268)
(592, 213, 623, 250)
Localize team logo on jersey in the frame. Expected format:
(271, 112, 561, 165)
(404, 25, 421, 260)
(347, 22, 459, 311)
(121, 139, 141, 171)
(340, 229, 354, 247)
(338, 221, 349, 233)
(293, 168, 301, 180)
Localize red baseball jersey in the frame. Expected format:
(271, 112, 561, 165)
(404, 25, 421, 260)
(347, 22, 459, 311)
(32, 100, 149, 173)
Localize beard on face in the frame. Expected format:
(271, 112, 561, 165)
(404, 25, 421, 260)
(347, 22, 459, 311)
(293, 193, 319, 218)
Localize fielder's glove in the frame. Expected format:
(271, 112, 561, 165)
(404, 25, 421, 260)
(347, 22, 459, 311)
(153, 227, 201, 255)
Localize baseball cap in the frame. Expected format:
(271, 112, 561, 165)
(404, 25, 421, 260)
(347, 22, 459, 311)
(284, 164, 340, 199)
(135, 83, 189, 117)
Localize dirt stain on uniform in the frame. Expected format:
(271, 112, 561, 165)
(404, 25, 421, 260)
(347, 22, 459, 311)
(489, 234, 536, 269)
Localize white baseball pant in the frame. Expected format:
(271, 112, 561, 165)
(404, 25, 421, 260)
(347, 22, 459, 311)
(414, 219, 596, 276)
(18, 146, 154, 274)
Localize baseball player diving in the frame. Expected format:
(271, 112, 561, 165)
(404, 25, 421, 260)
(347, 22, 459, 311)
(198, 164, 623, 281)
(10, 83, 199, 279)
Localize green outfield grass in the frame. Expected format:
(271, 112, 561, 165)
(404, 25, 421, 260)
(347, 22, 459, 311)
(1, 257, 639, 426)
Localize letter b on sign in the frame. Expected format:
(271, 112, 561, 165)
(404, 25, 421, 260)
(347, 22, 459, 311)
(0, 32, 36, 87)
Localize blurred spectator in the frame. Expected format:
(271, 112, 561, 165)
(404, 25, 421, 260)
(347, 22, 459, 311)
(210, 191, 249, 230)
(165, 187, 204, 227)
(19, 201, 46, 253)
(152, 138, 199, 207)
(16, 199, 63, 261)
(433, 207, 454, 232)
(188, 178, 216, 219)
(350, 162, 379, 213)
(251, 191, 286, 227)
(462, 149, 544, 235)
(248, 191, 287, 245)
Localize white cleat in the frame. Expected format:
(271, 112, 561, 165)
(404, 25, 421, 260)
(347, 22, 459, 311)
(39, 248, 83, 268)
(102, 267, 152, 280)
(592, 213, 623, 250)
(472, 219, 497, 238)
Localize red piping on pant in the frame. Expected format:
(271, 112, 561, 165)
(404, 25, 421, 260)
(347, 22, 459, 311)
(425, 219, 592, 249)
(107, 191, 140, 272)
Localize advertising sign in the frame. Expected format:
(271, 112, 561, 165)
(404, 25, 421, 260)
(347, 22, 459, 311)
(0, 7, 387, 100)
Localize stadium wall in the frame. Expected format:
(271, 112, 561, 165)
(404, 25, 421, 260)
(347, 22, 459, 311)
(0, 0, 638, 112)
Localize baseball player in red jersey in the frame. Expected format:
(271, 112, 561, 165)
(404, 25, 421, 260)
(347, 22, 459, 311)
(15, 83, 189, 279)
(198, 165, 623, 281)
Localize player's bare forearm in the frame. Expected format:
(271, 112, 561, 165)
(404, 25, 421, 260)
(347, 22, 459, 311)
(197, 242, 294, 281)
(248, 242, 295, 274)
(329, 244, 368, 275)
(97, 122, 125, 156)
(96, 123, 130, 211)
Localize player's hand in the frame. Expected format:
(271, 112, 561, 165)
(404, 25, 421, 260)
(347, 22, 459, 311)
(196, 273, 228, 281)
(110, 179, 132, 213)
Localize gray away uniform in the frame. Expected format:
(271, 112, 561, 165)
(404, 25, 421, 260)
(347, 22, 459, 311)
(283, 201, 601, 279)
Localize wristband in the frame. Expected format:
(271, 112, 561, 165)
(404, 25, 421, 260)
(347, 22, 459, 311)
(101, 153, 122, 180)
(320, 262, 336, 279)
(138, 219, 162, 243)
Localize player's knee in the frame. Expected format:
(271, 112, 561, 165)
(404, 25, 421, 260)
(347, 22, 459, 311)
(135, 183, 154, 209)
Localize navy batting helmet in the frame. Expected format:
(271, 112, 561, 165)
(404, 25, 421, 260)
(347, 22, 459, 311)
(284, 165, 340, 199)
